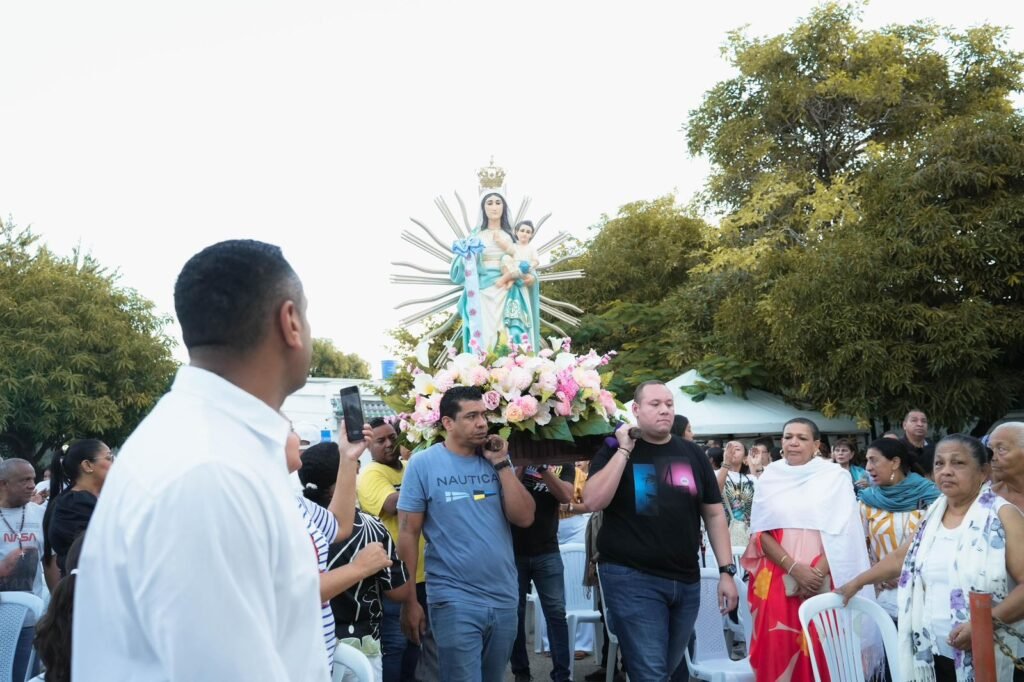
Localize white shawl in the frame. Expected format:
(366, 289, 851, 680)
(897, 484, 1022, 681)
(751, 457, 882, 671)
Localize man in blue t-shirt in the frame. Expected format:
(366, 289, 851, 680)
(397, 386, 536, 682)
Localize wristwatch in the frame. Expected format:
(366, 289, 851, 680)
(719, 563, 737, 576)
(493, 457, 513, 472)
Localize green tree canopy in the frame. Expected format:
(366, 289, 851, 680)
(0, 221, 178, 463)
(679, 2, 1024, 431)
(309, 338, 371, 379)
(546, 196, 712, 396)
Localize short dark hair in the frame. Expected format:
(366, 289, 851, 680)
(754, 436, 775, 451)
(298, 442, 340, 507)
(174, 240, 302, 352)
(634, 380, 667, 403)
(368, 417, 390, 429)
(783, 417, 820, 441)
(440, 386, 483, 421)
(706, 446, 724, 468)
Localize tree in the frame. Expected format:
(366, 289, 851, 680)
(545, 196, 712, 396)
(0, 221, 178, 463)
(682, 2, 1024, 429)
(309, 338, 371, 379)
(763, 111, 1024, 431)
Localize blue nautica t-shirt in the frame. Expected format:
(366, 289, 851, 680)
(397, 443, 517, 608)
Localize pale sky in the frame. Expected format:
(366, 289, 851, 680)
(2, 1, 1021, 378)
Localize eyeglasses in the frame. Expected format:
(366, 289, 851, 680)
(100, 453, 116, 462)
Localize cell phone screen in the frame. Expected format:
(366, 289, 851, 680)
(338, 386, 365, 442)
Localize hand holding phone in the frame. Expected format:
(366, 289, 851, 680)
(481, 435, 508, 464)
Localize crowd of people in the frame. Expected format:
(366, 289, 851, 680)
(3, 239, 1024, 682)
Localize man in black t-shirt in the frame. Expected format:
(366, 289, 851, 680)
(900, 409, 936, 476)
(584, 381, 737, 681)
(509, 464, 575, 682)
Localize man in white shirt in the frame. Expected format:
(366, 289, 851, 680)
(0, 458, 49, 681)
(73, 240, 328, 681)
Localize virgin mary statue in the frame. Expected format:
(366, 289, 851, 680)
(449, 191, 540, 353)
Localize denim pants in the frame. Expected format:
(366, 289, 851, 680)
(599, 562, 701, 682)
(511, 552, 571, 682)
(381, 591, 421, 682)
(428, 600, 518, 682)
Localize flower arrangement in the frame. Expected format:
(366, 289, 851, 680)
(387, 338, 622, 452)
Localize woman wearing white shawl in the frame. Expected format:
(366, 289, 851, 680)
(740, 417, 878, 681)
(837, 434, 1024, 682)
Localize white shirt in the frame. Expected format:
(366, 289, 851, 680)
(73, 366, 329, 682)
(922, 523, 962, 659)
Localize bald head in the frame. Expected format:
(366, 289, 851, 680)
(993, 422, 1024, 447)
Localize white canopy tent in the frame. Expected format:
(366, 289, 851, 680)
(625, 370, 867, 438)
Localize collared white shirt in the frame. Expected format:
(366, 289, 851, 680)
(73, 365, 329, 682)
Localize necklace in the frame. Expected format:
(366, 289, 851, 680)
(0, 506, 26, 556)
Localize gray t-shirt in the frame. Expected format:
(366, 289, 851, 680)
(397, 443, 517, 609)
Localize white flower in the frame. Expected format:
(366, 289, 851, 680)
(533, 402, 553, 426)
(413, 373, 437, 395)
(554, 352, 576, 371)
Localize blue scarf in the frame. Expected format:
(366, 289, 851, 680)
(858, 472, 939, 513)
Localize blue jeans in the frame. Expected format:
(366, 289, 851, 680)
(428, 601, 518, 682)
(381, 591, 421, 682)
(599, 562, 701, 682)
(511, 552, 571, 682)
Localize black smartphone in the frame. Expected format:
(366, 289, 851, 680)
(338, 386, 366, 442)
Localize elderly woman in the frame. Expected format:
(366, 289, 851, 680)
(717, 441, 755, 547)
(837, 434, 1024, 681)
(741, 418, 876, 681)
(857, 438, 939, 619)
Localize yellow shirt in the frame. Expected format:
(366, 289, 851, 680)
(358, 460, 426, 583)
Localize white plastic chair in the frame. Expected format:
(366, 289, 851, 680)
(798, 593, 901, 682)
(685, 567, 755, 682)
(560, 543, 601, 679)
(0, 592, 44, 682)
(332, 641, 376, 682)
(594, 566, 621, 682)
(526, 584, 547, 653)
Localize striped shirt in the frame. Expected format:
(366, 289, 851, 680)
(297, 496, 339, 670)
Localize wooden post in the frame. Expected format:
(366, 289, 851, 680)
(970, 591, 996, 682)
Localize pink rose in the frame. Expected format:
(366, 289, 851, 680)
(517, 395, 539, 418)
(433, 369, 455, 393)
(505, 403, 526, 423)
(600, 390, 617, 416)
(482, 390, 502, 411)
(555, 400, 572, 417)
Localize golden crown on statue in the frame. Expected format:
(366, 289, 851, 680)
(477, 156, 506, 190)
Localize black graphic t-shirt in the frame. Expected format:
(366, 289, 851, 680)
(512, 465, 576, 557)
(590, 436, 721, 583)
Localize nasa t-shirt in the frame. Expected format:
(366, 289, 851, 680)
(0, 503, 47, 600)
(590, 436, 720, 583)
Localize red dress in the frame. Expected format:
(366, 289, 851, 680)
(742, 528, 832, 682)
